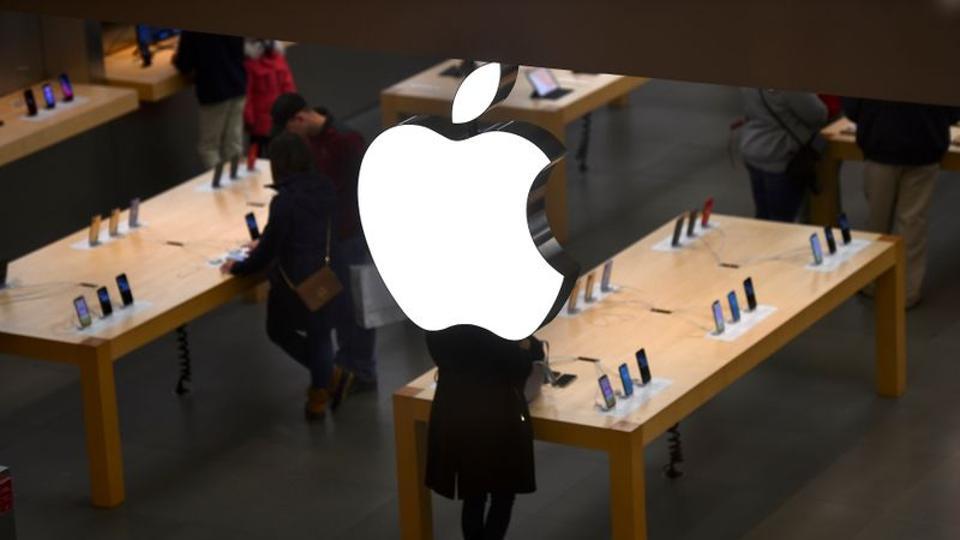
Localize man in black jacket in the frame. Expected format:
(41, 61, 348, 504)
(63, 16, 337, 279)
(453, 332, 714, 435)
(174, 32, 246, 169)
(843, 98, 960, 307)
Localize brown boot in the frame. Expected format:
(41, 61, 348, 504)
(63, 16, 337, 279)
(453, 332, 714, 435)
(305, 387, 330, 421)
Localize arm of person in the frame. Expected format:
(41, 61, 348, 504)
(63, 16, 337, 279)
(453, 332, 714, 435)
(784, 91, 828, 129)
(227, 197, 289, 276)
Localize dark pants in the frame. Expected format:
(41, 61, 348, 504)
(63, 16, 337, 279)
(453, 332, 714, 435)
(266, 284, 334, 389)
(747, 164, 806, 222)
(462, 493, 516, 540)
(331, 234, 377, 382)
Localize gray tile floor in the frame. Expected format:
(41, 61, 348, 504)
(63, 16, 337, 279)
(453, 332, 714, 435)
(3, 79, 960, 539)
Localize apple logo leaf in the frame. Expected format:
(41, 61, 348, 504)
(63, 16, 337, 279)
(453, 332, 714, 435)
(451, 62, 517, 124)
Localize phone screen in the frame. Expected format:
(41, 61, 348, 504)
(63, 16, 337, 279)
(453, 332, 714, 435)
(246, 212, 260, 240)
(601, 260, 613, 291)
(838, 213, 852, 244)
(686, 209, 698, 237)
(97, 287, 113, 316)
(59, 73, 74, 101)
(116, 273, 134, 305)
(599, 375, 616, 409)
(712, 301, 725, 334)
(743, 277, 756, 310)
(727, 291, 740, 322)
(824, 227, 836, 254)
(635, 348, 651, 384)
(618, 363, 634, 397)
(74, 296, 92, 327)
(23, 89, 38, 116)
(810, 233, 823, 265)
(527, 68, 559, 96)
(42, 84, 55, 109)
(702, 197, 714, 226)
(671, 216, 685, 247)
(129, 198, 140, 228)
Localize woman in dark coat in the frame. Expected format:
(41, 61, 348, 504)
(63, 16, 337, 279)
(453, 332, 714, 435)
(425, 325, 545, 540)
(220, 132, 338, 419)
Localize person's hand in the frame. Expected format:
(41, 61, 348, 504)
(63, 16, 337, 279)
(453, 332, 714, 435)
(244, 239, 259, 251)
(219, 259, 236, 275)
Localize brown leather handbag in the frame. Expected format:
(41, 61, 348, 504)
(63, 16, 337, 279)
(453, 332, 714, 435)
(279, 219, 342, 312)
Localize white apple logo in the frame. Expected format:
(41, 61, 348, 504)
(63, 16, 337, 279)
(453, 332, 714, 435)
(358, 62, 579, 340)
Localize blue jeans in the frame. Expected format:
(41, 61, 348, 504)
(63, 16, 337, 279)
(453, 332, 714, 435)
(747, 164, 806, 222)
(331, 235, 378, 382)
(266, 284, 334, 389)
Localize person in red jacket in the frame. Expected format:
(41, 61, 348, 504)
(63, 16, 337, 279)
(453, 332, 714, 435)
(244, 40, 296, 156)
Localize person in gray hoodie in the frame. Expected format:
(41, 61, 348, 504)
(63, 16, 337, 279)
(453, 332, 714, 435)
(739, 88, 828, 222)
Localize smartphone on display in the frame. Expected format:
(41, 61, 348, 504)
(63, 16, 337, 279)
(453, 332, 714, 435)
(526, 67, 561, 98)
(96, 286, 113, 317)
(129, 198, 140, 228)
(116, 273, 134, 306)
(41, 83, 56, 109)
(727, 290, 740, 323)
(89, 215, 102, 246)
(686, 209, 698, 237)
(229, 155, 240, 179)
(598, 375, 617, 410)
(743, 277, 757, 311)
(810, 233, 824, 265)
(824, 226, 837, 254)
(212, 161, 225, 188)
(600, 260, 614, 292)
(838, 213, 852, 245)
(74, 296, 92, 328)
(635, 348, 651, 384)
(108, 208, 120, 237)
(711, 300, 725, 334)
(58, 73, 74, 102)
(566, 280, 581, 314)
(246, 143, 258, 171)
(23, 89, 38, 116)
(584, 273, 596, 302)
(245, 212, 260, 241)
(671, 215, 685, 247)
(618, 363, 634, 397)
(701, 197, 714, 227)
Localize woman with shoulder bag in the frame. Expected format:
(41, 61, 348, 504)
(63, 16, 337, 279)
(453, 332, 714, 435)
(739, 88, 829, 222)
(220, 132, 341, 420)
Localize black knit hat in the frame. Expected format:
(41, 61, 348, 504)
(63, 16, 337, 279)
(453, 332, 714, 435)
(270, 93, 309, 137)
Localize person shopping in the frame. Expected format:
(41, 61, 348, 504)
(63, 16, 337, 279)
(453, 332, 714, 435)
(220, 132, 339, 419)
(425, 325, 545, 540)
(739, 88, 829, 222)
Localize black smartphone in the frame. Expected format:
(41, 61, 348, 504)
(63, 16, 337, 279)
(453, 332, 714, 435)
(727, 290, 740, 323)
(41, 83, 56, 109)
(635, 348, 651, 385)
(245, 212, 260, 241)
(743, 277, 757, 311)
(838, 213, 852, 245)
(74, 296, 92, 328)
(712, 300, 725, 334)
(598, 375, 617, 410)
(23, 89, 38, 116)
(810, 233, 824, 265)
(229, 155, 240, 179)
(58, 73, 74, 102)
(0, 259, 8, 287)
(686, 209, 698, 237)
(824, 226, 837, 255)
(618, 363, 634, 397)
(96, 286, 113, 317)
(554, 373, 577, 388)
(212, 162, 225, 188)
(116, 273, 134, 306)
(671, 215, 685, 247)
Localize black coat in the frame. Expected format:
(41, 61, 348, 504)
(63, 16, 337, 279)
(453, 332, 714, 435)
(424, 325, 544, 500)
(842, 98, 960, 166)
(173, 32, 246, 105)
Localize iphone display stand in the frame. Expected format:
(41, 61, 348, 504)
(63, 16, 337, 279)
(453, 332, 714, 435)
(806, 238, 871, 272)
(73, 301, 153, 334)
(596, 378, 673, 417)
(705, 305, 777, 342)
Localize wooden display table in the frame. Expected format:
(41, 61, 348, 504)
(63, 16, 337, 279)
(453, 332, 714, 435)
(810, 117, 960, 224)
(103, 38, 190, 102)
(380, 60, 649, 240)
(0, 163, 273, 507)
(0, 83, 138, 167)
(393, 215, 906, 540)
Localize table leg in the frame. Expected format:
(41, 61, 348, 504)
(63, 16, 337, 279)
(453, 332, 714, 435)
(608, 434, 647, 540)
(394, 393, 432, 539)
(874, 236, 907, 397)
(79, 350, 125, 507)
(810, 157, 842, 225)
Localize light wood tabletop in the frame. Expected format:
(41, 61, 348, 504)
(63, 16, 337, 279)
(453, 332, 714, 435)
(103, 38, 190, 102)
(0, 83, 139, 167)
(380, 60, 649, 242)
(394, 214, 906, 540)
(0, 161, 273, 507)
(811, 117, 960, 224)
